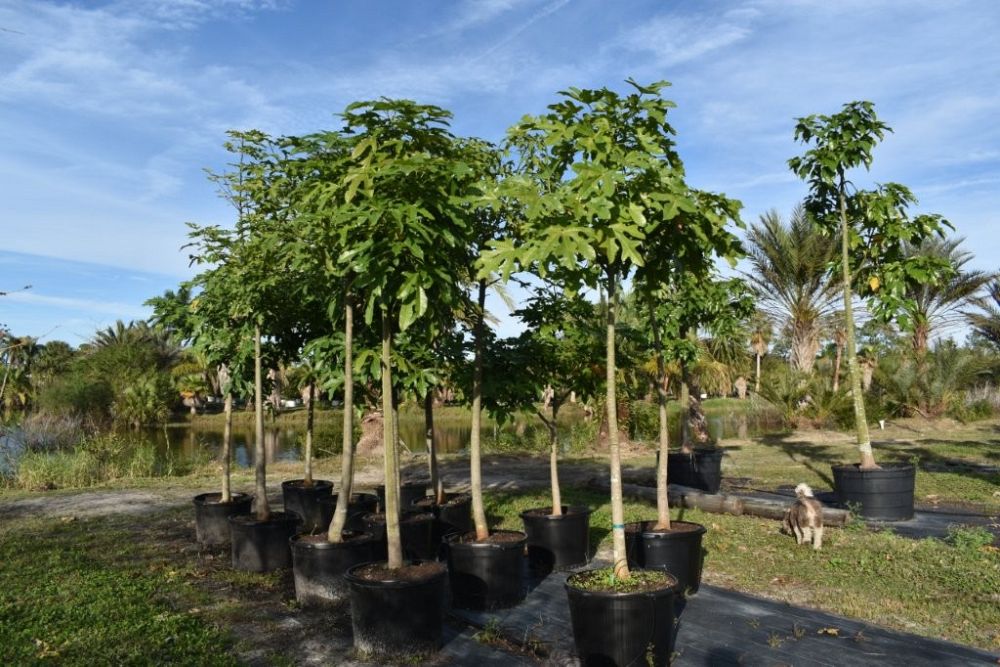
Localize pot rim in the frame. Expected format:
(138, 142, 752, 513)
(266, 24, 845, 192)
(564, 568, 679, 598)
(193, 491, 252, 506)
(831, 462, 915, 474)
(445, 529, 527, 551)
(228, 511, 300, 527)
(344, 559, 447, 589)
(319, 491, 379, 505)
(519, 505, 592, 520)
(289, 531, 378, 550)
(625, 519, 707, 538)
(281, 478, 335, 489)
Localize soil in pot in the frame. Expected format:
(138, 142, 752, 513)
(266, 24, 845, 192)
(229, 511, 300, 572)
(832, 462, 915, 521)
(413, 493, 473, 540)
(345, 560, 448, 659)
(624, 520, 707, 595)
(362, 511, 438, 561)
(317, 492, 379, 532)
(281, 479, 334, 533)
(446, 530, 527, 610)
(666, 449, 724, 493)
(193, 492, 253, 546)
(565, 568, 679, 667)
(520, 505, 592, 574)
(376, 480, 429, 512)
(290, 531, 378, 607)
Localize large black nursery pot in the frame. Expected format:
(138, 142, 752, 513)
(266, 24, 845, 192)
(345, 560, 448, 658)
(624, 520, 707, 595)
(289, 531, 378, 607)
(376, 480, 429, 512)
(832, 462, 915, 521)
(520, 505, 592, 574)
(281, 479, 334, 532)
(666, 448, 724, 493)
(446, 530, 527, 610)
(565, 569, 679, 666)
(413, 492, 473, 541)
(229, 511, 300, 572)
(317, 492, 380, 532)
(362, 510, 437, 561)
(192, 492, 253, 546)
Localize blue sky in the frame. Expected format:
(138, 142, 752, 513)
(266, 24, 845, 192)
(1, 0, 998, 345)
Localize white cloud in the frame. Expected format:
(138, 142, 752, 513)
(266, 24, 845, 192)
(4, 291, 149, 319)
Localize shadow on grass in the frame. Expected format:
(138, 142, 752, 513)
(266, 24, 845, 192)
(754, 434, 841, 489)
(878, 440, 1000, 488)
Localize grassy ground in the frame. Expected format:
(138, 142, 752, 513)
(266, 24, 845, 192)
(484, 487, 1000, 651)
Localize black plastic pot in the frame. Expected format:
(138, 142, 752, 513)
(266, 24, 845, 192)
(413, 493, 473, 540)
(623, 520, 707, 595)
(192, 492, 253, 546)
(667, 448, 724, 493)
(832, 462, 915, 520)
(376, 480, 429, 512)
(317, 492, 380, 533)
(446, 530, 527, 610)
(520, 505, 592, 574)
(565, 569, 679, 666)
(345, 561, 448, 657)
(229, 512, 300, 572)
(289, 531, 378, 607)
(281, 479, 334, 533)
(362, 511, 438, 561)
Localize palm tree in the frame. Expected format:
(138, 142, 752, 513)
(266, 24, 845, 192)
(744, 206, 839, 374)
(747, 311, 772, 393)
(902, 237, 991, 357)
(966, 279, 1000, 349)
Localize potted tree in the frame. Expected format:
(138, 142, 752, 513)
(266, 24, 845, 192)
(329, 99, 473, 658)
(484, 80, 695, 665)
(280, 359, 333, 532)
(506, 289, 601, 574)
(789, 101, 953, 520)
(147, 285, 253, 547)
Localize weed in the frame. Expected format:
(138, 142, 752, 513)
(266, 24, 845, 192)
(792, 623, 806, 640)
(474, 618, 504, 645)
(947, 525, 994, 553)
(767, 632, 784, 649)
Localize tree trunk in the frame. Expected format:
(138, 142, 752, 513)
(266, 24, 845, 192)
(221, 391, 233, 503)
(606, 279, 629, 579)
(328, 301, 355, 543)
(425, 390, 444, 504)
(832, 343, 843, 393)
(839, 185, 876, 469)
(253, 325, 270, 520)
(303, 381, 315, 486)
(470, 279, 489, 541)
(754, 352, 762, 394)
(381, 308, 403, 568)
(650, 306, 671, 530)
(790, 323, 820, 374)
(536, 401, 563, 516)
(679, 377, 691, 454)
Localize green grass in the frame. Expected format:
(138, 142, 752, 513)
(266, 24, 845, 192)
(484, 487, 1000, 651)
(0, 514, 236, 665)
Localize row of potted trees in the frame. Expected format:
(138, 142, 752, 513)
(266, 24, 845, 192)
(166, 83, 938, 665)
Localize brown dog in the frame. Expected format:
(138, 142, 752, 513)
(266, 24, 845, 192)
(783, 483, 824, 550)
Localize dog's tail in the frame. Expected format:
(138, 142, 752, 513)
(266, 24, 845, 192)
(795, 483, 814, 499)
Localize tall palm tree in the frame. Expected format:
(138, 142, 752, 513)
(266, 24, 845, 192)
(902, 237, 991, 357)
(744, 206, 839, 374)
(747, 311, 772, 393)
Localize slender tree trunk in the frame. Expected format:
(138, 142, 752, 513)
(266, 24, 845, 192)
(650, 305, 671, 530)
(755, 352, 762, 394)
(679, 370, 692, 454)
(328, 301, 355, 543)
(303, 381, 315, 486)
(832, 343, 843, 393)
(221, 392, 233, 503)
(839, 185, 876, 469)
(381, 308, 403, 568)
(535, 400, 563, 516)
(253, 325, 270, 520)
(425, 390, 444, 504)
(470, 279, 489, 541)
(606, 279, 629, 579)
